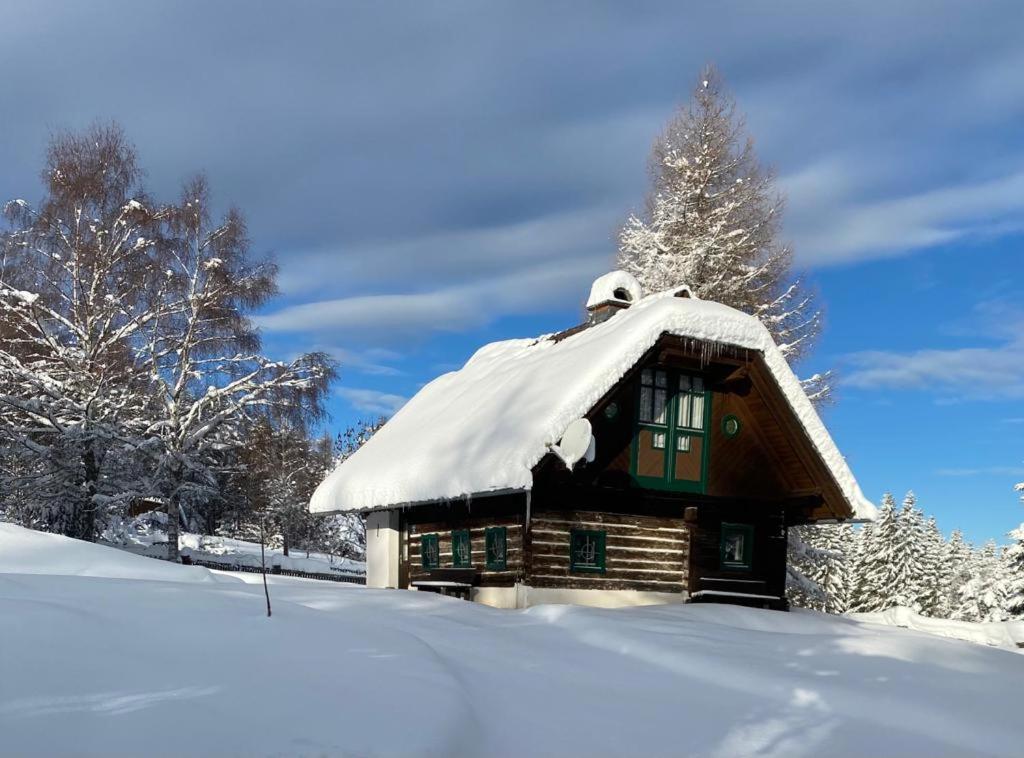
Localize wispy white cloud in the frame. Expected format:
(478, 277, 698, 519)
(843, 345, 1024, 399)
(842, 301, 1024, 399)
(337, 388, 408, 416)
(320, 347, 404, 377)
(276, 204, 619, 299)
(783, 163, 1024, 265)
(259, 257, 602, 343)
(935, 466, 1024, 478)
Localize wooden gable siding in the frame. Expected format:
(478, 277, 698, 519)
(704, 382, 800, 499)
(527, 509, 689, 593)
(552, 335, 846, 520)
(585, 370, 639, 487)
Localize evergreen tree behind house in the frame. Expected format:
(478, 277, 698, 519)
(617, 65, 827, 402)
(310, 272, 875, 610)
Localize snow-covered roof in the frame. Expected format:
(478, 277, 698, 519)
(311, 284, 876, 521)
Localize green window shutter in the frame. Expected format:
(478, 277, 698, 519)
(451, 529, 472, 568)
(720, 523, 754, 570)
(485, 526, 508, 571)
(569, 529, 606, 573)
(421, 534, 439, 569)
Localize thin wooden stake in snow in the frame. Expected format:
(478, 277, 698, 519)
(260, 515, 272, 618)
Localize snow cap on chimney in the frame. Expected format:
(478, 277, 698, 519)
(585, 271, 643, 324)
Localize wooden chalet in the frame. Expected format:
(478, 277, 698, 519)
(310, 272, 875, 610)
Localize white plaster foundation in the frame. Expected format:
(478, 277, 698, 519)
(467, 584, 686, 609)
(365, 510, 400, 589)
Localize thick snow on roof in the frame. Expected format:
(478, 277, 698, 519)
(311, 287, 876, 520)
(586, 270, 643, 308)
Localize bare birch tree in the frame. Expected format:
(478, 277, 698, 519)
(135, 176, 335, 560)
(1, 124, 336, 554)
(0, 125, 157, 537)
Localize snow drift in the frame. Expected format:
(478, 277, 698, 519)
(2, 524, 1023, 757)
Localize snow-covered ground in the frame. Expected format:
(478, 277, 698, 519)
(101, 513, 365, 576)
(850, 606, 1024, 650)
(2, 523, 1023, 758)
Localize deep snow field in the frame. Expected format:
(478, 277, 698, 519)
(2, 523, 1023, 758)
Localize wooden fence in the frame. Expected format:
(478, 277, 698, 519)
(183, 556, 366, 585)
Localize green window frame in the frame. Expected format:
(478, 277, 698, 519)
(485, 526, 508, 571)
(569, 529, 606, 573)
(631, 368, 712, 493)
(720, 523, 754, 570)
(451, 529, 472, 568)
(421, 533, 440, 569)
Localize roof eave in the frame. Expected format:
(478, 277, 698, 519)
(310, 486, 530, 516)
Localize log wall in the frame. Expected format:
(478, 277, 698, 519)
(406, 516, 523, 587)
(527, 510, 689, 593)
(688, 505, 788, 599)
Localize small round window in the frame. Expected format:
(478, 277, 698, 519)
(722, 414, 741, 438)
(604, 402, 619, 420)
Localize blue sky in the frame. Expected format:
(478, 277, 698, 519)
(1, 1, 1021, 544)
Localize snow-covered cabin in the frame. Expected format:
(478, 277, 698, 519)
(311, 273, 875, 610)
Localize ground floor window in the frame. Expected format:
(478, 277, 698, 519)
(720, 523, 753, 570)
(421, 533, 439, 569)
(570, 529, 606, 573)
(485, 526, 507, 570)
(451, 529, 472, 567)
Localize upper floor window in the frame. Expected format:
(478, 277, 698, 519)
(632, 368, 710, 492)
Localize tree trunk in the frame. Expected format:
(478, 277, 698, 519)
(79, 446, 101, 541)
(283, 532, 289, 557)
(166, 496, 180, 561)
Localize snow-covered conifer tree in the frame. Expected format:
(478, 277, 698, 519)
(848, 493, 898, 612)
(1001, 481, 1024, 618)
(892, 492, 924, 610)
(821, 523, 855, 613)
(916, 516, 949, 617)
(1002, 525, 1024, 620)
(955, 541, 1007, 622)
(787, 523, 855, 613)
(944, 529, 973, 618)
(785, 527, 829, 609)
(617, 65, 823, 379)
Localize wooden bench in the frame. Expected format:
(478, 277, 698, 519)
(411, 568, 478, 600)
